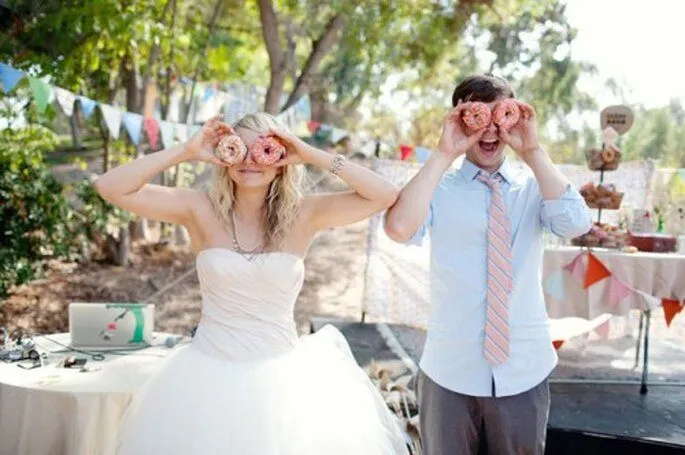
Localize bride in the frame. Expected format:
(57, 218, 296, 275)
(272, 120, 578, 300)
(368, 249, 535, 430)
(94, 113, 409, 454)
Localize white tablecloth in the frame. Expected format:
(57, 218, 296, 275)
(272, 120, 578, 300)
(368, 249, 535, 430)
(0, 332, 181, 455)
(543, 247, 685, 320)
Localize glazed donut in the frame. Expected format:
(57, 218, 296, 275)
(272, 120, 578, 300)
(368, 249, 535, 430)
(215, 135, 247, 165)
(492, 99, 520, 131)
(601, 146, 617, 164)
(461, 102, 491, 131)
(250, 136, 286, 166)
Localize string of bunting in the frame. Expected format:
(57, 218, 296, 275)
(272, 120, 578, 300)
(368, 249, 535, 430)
(0, 63, 312, 149)
(543, 251, 684, 329)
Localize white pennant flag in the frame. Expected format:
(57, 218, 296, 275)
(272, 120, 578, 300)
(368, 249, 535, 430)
(54, 87, 76, 117)
(174, 124, 188, 143)
(100, 104, 123, 139)
(160, 121, 175, 149)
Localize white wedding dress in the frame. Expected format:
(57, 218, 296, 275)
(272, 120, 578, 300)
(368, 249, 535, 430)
(116, 248, 409, 454)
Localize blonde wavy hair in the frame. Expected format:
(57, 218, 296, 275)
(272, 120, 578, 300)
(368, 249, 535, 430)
(208, 112, 304, 249)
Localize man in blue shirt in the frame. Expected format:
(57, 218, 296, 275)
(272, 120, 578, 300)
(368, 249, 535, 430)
(384, 75, 591, 454)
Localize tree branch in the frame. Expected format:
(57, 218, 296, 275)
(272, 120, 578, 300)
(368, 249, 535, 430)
(281, 13, 344, 112)
(258, 0, 284, 74)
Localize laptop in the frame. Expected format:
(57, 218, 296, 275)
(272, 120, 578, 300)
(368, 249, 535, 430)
(68, 303, 154, 349)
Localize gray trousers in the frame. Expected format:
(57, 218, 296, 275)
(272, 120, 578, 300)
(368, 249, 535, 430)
(417, 370, 550, 455)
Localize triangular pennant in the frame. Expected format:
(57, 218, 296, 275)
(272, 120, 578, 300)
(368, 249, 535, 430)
(606, 275, 634, 309)
(584, 253, 611, 288)
(160, 121, 175, 149)
(174, 124, 188, 143)
(563, 252, 586, 285)
(100, 104, 123, 139)
(330, 127, 348, 143)
(0, 64, 25, 92)
(54, 87, 76, 117)
(28, 77, 53, 113)
(552, 340, 564, 350)
(400, 145, 414, 161)
(543, 269, 566, 302)
(635, 290, 662, 311)
(662, 299, 683, 327)
(122, 112, 143, 145)
(294, 95, 311, 120)
(415, 147, 431, 163)
(293, 120, 310, 137)
(143, 117, 160, 150)
(307, 121, 321, 133)
(78, 96, 97, 119)
(594, 319, 611, 339)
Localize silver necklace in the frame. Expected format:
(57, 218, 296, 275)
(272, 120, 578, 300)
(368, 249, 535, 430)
(230, 210, 263, 262)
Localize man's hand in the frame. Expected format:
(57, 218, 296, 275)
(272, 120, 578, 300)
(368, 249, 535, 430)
(437, 102, 486, 161)
(498, 101, 540, 163)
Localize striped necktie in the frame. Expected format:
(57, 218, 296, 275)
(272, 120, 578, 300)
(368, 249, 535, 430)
(477, 172, 513, 366)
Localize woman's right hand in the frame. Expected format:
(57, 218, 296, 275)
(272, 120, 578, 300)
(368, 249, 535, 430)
(183, 116, 235, 165)
(437, 102, 486, 160)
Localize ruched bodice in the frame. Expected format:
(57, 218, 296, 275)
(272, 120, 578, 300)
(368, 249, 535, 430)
(192, 248, 305, 360)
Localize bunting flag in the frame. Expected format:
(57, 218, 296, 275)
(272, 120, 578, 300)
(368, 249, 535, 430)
(635, 289, 662, 311)
(27, 77, 53, 113)
(143, 118, 160, 150)
(415, 147, 431, 163)
(330, 127, 349, 143)
(122, 112, 143, 145)
(563, 252, 585, 285)
(400, 144, 414, 161)
(605, 275, 634, 309)
(594, 319, 611, 339)
(54, 87, 76, 117)
(543, 269, 566, 303)
(174, 124, 188, 143)
(662, 299, 684, 327)
(188, 124, 201, 138)
(584, 252, 611, 288)
(100, 104, 123, 139)
(292, 120, 310, 137)
(0, 63, 25, 92)
(294, 95, 311, 120)
(307, 121, 321, 133)
(160, 120, 175, 150)
(552, 340, 564, 350)
(78, 96, 97, 119)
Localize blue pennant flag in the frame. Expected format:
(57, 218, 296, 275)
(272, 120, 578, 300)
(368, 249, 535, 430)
(0, 64, 25, 93)
(123, 112, 144, 145)
(78, 96, 97, 119)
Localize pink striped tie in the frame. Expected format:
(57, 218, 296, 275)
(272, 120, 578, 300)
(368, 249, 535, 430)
(477, 172, 513, 366)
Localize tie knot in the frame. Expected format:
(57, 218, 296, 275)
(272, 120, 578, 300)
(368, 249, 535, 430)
(477, 172, 503, 189)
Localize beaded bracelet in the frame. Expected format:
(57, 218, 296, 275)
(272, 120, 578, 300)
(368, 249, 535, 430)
(329, 154, 346, 177)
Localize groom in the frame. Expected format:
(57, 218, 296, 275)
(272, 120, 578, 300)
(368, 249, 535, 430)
(384, 74, 591, 454)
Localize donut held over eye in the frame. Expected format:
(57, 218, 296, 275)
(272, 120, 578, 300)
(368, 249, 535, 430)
(215, 135, 247, 165)
(251, 136, 286, 166)
(492, 99, 521, 131)
(461, 102, 491, 132)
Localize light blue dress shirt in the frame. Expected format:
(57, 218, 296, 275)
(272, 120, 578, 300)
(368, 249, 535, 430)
(406, 158, 592, 397)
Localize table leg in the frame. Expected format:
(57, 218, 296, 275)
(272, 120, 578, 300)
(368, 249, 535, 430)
(640, 310, 651, 395)
(634, 311, 644, 369)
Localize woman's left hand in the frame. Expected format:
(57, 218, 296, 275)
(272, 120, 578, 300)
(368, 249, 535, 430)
(266, 129, 313, 166)
(498, 101, 541, 162)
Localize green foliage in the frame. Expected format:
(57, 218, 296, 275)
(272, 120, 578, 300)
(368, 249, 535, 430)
(73, 179, 132, 244)
(0, 125, 75, 298)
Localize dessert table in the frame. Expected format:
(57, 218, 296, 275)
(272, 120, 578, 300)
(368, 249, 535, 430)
(0, 332, 182, 455)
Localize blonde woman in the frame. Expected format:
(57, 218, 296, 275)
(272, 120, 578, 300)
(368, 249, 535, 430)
(94, 113, 408, 454)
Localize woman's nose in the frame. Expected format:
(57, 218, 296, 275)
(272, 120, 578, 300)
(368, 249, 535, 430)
(486, 121, 497, 133)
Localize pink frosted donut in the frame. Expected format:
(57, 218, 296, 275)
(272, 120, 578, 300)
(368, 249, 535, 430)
(250, 137, 286, 166)
(215, 134, 247, 164)
(492, 99, 520, 131)
(461, 102, 491, 131)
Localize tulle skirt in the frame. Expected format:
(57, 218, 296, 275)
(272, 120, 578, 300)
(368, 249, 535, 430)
(116, 325, 409, 454)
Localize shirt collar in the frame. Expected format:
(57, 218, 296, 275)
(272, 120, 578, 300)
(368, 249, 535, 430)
(460, 157, 516, 184)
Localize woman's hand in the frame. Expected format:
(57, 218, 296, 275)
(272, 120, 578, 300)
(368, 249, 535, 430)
(437, 102, 487, 160)
(266, 128, 313, 166)
(498, 101, 541, 162)
(183, 116, 235, 166)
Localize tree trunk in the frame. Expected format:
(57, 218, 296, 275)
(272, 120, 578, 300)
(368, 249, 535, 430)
(259, 0, 287, 114)
(70, 112, 82, 150)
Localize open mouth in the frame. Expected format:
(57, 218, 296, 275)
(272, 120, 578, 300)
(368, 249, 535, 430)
(479, 138, 500, 155)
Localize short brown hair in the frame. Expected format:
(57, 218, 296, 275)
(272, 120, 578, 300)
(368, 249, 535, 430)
(451, 74, 515, 107)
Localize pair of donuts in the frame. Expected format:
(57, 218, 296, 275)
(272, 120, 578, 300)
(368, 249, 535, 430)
(461, 99, 521, 132)
(214, 135, 286, 166)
